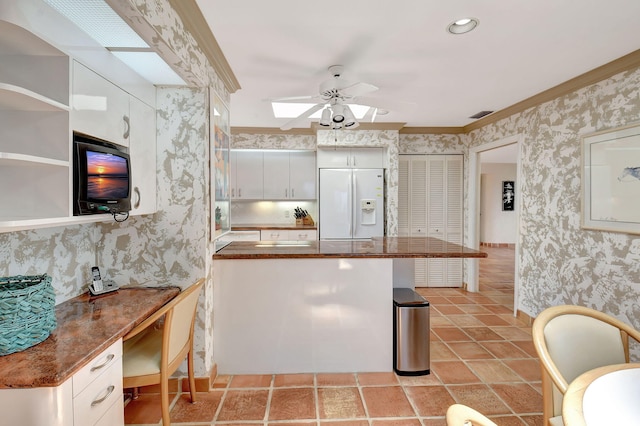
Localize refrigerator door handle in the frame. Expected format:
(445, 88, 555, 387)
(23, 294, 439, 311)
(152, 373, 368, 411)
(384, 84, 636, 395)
(351, 171, 356, 238)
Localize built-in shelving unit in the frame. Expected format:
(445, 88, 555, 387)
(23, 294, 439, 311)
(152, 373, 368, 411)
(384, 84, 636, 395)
(0, 20, 71, 228)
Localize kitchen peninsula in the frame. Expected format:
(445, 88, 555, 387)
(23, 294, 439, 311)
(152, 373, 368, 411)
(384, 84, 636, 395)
(213, 237, 486, 374)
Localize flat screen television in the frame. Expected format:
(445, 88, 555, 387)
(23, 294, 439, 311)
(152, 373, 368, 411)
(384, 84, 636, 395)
(73, 133, 131, 216)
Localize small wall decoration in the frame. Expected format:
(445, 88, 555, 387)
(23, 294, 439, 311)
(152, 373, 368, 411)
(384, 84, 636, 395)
(502, 181, 515, 211)
(582, 123, 640, 234)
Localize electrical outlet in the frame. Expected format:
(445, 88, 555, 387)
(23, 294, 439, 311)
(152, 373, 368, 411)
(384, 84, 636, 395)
(284, 210, 290, 218)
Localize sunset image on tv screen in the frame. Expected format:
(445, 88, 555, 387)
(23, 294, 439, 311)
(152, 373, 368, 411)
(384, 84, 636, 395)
(86, 151, 129, 199)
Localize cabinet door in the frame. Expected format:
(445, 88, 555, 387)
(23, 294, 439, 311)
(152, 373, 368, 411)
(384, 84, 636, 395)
(71, 61, 130, 147)
(128, 96, 156, 216)
(234, 151, 263, 199)
(288, 229, 317, 241)
(263, 151, 290, 199)
(317, 147, 350, 168)
(350, 148, 383, 168)
(397, 156, 410, 236)
(289, 151, 316, 199)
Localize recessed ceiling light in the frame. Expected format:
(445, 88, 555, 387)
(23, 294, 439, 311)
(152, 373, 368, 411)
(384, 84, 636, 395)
(447, 17, 479, 35)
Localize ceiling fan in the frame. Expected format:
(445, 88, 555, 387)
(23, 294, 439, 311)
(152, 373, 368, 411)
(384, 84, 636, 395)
(275, 65, 397, 131)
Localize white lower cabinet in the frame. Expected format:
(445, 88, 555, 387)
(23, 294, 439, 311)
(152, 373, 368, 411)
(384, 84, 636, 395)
(218, 231, 261, 241)
(0, 339, 123, 426)
(260, 229, 317, 241)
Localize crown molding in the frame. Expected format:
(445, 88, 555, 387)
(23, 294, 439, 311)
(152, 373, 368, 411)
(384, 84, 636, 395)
(312, 122, 406, 131)
(400, 127, 465, 134)
(170, 0, 241, 93)
(463, 48, 640, 132)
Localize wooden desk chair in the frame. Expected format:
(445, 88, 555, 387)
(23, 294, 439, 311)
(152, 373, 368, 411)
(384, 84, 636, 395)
(122, 278, 205, 426)
(446, 403, 498, 426)
(532, 304, 640, 426)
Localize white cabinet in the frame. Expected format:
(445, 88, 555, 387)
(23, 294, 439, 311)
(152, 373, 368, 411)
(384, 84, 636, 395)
(71, 61, 130, 147)
(0, 339, 123, 426)
(317, 147, 383, 168)
(260, 229, 317, 241)
(128, 96, 157, 215)
(398, 155, 463, 287)
(217, 230, 261, 241)
(230, 150, 263, 199)
(263, 151, 316, 200)
(0, 19, 71, 227)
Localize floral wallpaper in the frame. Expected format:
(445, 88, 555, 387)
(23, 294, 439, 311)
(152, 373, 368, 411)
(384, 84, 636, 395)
(466, 67, 640, 332)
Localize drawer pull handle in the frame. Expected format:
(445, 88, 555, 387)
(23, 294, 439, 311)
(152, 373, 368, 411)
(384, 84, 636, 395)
(91, 385, 115, 407)
(90, 353, 115, 372)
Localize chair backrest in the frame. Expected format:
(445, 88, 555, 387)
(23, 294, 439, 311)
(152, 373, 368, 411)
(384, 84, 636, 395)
(532, 305, 640, 419)
(445, 403, 498, 426)
(163, 279, 204, 367)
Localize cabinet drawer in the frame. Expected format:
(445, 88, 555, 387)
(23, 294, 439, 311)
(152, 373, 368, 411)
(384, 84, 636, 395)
(73, 353, 123, 426)
(94, 397, 124, 426)
(73, 339, 122, 397)
(260, 230, 289, 241)
(288, 230, 317, 241)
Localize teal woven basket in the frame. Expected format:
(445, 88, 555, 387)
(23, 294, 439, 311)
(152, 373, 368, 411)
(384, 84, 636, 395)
(0, 274, 57, 356)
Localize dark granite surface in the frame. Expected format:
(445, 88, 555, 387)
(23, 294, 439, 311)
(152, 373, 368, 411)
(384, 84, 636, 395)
(232, 224, 317, 230)
(213, 236, 487, 259)
(0, 286, 180, 388)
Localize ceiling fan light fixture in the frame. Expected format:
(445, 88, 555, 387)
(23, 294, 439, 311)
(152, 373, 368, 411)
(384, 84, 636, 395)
(343, 105, 358, 127)
(331, 104, 345, 123)
(447, 17, 479, 34)
(319, 107, 332, 126)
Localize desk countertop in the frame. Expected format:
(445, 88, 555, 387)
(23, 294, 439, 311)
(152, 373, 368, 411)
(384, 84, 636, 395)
(0, 286, 180, 388)
(214, 236, 488, 260)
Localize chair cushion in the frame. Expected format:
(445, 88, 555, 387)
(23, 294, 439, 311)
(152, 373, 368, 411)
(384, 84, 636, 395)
(122, 327, 163, 378)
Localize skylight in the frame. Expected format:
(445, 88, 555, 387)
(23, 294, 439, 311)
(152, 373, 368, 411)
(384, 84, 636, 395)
(42, 0, 185, 85)
(272, 103, 372, 119)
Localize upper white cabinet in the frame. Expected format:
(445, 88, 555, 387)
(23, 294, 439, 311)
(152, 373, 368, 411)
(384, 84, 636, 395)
(71, 61, 130, 147)
(0, 19, 71, 227)
(263, 151, 316, 200)
(317, 147, 383, 168)
(128, 97, 156, 216)
(230, 150, 263, 199)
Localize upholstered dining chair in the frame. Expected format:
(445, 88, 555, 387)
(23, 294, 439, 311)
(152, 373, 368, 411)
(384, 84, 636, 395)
(446, 403, 498, 426)
(122, 278, 205, 426)
(532, 304, 640, 426)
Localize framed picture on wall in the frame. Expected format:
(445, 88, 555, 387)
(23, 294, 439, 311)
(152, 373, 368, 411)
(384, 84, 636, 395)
(502, 181, 515, 211)
(582, 123, 640, 234)
(211, 90, 231, 241)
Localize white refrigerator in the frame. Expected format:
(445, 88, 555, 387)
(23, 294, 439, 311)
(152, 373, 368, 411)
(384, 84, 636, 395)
(319, 168, 384, 239)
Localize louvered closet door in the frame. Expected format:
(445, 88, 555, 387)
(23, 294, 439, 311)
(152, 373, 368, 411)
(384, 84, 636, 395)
(410, 157, 428, 285)
(426, 157, 446, 286)
(398, 156, 410, 237)
(446, 156, 463, 286)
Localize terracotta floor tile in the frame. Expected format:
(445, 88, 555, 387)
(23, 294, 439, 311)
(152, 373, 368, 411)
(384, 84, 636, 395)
(457, 304, 492, 314)
(491, 383, 543, 413)
(448, 314, 482, 327)
(319, 421, 369, 426)
(430, 340, 459, 361)
(446, 384, 511, 415)
(430, 315, 454, 326)
(447, 342, 494, 360)
(434, 304, 466, 315)
(490, 326, 532, 341)
(421, 419, 448, 426)
(431, 361, 480, 384)
(213, 374, 232, 388)
(274, 373, 315, 387)
(229, 374, 273, 388)
(503, 359, 542, 382)
(432, 327, 472, 342)
(467, 359, 522, 383)
(461, 326, 505, 341)
(317, 373, 357, 387)
(170, 391, 222, 423)
(480, 341, 529, 359)
(357, 372, 399, 386)
(124, 393, 175, 425)
(371, 419, 422, 426)
(269, 387, 316, 420)
(404, 385, 456, 417)
(361, 386, 415, 417)
(217, 389, 269, 421)
(520, 414, 546, 425)
(474, 314, 511, 326)
(397, 372, 441, 386)
(513, 340, 539, 358)
(318, 387, 366, 419)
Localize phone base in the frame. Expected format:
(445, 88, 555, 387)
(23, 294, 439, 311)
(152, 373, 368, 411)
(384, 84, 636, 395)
(88, 280, 119, 296)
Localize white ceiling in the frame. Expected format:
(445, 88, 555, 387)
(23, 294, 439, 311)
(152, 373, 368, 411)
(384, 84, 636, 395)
(196, 0, 640, 130)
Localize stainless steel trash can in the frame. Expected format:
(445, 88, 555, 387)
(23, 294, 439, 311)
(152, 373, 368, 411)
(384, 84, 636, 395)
(393, 288, 430, 376)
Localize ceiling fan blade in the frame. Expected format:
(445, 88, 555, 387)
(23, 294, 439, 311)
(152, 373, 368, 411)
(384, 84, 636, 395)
(280, 103, 326, 130)
(361, 107, 377, 122)
(340, 82, 378, 98)
(269, 95, 317, 102)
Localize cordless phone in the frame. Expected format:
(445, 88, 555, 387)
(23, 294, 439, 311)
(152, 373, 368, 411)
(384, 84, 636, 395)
(91, 266, 104, 292)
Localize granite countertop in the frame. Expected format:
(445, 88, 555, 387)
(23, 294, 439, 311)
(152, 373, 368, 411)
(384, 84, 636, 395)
(214, 236, 487, 259)
(0, 286, 180, 388)
(232, 224, 317, 230)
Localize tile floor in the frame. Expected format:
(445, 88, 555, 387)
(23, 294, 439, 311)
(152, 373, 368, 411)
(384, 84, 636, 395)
(124, 246, 543, 425)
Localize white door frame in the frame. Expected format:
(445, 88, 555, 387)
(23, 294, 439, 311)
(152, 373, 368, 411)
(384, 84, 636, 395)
(466, 135, 523, 315)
